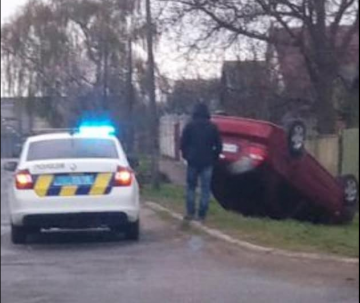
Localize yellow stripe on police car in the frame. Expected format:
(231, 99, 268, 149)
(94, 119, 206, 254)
(90, 173, 113, 196)
(34, 175, 54, 197)
(60, 186, 78, 197)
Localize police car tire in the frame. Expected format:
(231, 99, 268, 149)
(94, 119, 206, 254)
(125, 220, 140, 241)
(11, 225, 28, 245)
(287, 121, 307, 158)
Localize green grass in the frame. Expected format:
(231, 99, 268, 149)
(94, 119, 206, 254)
(143, 184, 359, 258)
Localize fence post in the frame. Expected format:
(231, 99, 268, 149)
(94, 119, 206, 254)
(174, 122, 181, 161)
(338, 130, 344, 177)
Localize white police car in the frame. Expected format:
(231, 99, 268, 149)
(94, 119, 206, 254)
(4, 125, 140, 244)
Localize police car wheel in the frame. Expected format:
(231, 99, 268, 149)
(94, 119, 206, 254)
(125, 220, 140, 241)
(287, 121, 307, 157)
(11, 225, 28, 245)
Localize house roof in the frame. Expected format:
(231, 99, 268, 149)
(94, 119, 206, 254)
(221, 60, 269, 90)
(173, 78, 220, 91)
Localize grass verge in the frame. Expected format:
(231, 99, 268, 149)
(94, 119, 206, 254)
(143, 184, 359, 258)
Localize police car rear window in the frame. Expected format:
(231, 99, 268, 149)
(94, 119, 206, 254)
(27, 138, 119, 161)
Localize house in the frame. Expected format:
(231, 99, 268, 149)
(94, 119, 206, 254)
(268, 26, 359, 128)
(220, 60, 274, 120)
(166, 78, 221, 114)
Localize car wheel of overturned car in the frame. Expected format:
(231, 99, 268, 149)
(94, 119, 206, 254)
(287, 121, 307, 158)
(11, 225, 28, 245)
(338, 175, 359, 224)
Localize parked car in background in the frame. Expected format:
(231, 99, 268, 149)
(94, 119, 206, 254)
(211, 115, 359, 224)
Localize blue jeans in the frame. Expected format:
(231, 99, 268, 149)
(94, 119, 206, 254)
(186, 166, 213, 219)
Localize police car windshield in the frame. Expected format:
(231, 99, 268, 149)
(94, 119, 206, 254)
(27, 138, 119, 161)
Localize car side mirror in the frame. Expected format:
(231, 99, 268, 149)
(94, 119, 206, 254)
(128, 155, 139, 169)
(3, 161, 18, 172)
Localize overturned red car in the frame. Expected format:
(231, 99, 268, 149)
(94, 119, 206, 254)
(211, 115, 359, 224)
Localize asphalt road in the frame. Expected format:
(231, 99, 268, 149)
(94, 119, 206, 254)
(1, 165, 359, 303)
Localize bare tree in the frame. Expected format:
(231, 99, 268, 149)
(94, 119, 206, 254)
(160, 0, 359, 134)
(146, 0, 161, 189)
(1, 0, 145, 130)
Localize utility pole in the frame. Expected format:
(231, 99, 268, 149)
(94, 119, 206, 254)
(102, 14, 109, 111)
(126, 36, 135, 153)
(146, 0, 160, 189)
(103, 42, 109, 109)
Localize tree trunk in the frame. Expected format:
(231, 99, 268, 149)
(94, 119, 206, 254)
(126, 37, 135, 153)
(314, 75, 337, 134)
(103, 42, 109, 110)
(349, 83, 359, 128)
(146, 0, 160, 189)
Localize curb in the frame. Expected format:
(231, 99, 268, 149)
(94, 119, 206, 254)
(145, 201, 359, 265)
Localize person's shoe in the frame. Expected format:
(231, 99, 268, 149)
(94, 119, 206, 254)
(181, 215, 194, 230)
(183, 215, 195, 222)
(196, 216, 206, 224)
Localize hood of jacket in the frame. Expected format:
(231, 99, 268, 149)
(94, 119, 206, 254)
(192, 103, 211, 120)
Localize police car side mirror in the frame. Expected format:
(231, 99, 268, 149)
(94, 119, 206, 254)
(3, 161, 18, 172)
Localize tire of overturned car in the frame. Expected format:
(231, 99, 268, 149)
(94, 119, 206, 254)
(287, 120, 307, 158)
(338, 175, 359, 224)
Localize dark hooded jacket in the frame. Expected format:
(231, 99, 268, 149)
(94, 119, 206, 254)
(181, 104, 223, 169)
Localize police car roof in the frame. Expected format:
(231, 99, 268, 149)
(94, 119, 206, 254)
(27, 133, 118, 143)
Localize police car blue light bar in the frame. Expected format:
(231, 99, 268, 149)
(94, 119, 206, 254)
(78, 124, 116, 137)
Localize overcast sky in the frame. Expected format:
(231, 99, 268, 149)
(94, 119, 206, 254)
(1, 0, 26, 23)
(0, 0, 221, 83)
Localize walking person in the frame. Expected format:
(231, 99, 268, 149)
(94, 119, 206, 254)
(181, 103, 223, 222)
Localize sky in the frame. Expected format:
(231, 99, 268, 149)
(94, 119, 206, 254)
(0, 0, 221, 87)
(1, 0, 26, 23)
(1, 0, 28, 96)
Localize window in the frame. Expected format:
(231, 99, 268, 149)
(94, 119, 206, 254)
(27, 138, 119, 161)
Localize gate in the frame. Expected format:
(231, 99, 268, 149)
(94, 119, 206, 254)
(1, 131, 21, 159)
